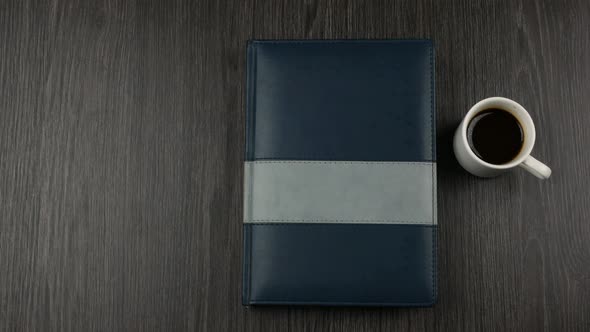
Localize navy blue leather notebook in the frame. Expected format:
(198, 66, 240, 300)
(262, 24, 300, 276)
(243, 40, 437, 306)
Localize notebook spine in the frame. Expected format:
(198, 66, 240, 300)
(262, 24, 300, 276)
(242, 223, 252, 305)
(245, 42, 257, 161)
(242, 41, 257, 305)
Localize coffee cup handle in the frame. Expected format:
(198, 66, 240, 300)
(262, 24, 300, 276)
(519, 155, 551, 179)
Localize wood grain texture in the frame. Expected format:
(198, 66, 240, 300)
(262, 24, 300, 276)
(0, 0, 589, 331)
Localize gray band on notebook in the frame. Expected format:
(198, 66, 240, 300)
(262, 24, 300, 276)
(243, 161, 436, 225)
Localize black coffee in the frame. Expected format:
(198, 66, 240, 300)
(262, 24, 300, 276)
(467, 108, 524, 165)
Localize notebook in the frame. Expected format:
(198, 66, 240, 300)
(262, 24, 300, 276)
(242, 40, 437, 306)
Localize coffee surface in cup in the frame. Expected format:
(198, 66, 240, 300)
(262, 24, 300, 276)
(467, 108, 524, 165)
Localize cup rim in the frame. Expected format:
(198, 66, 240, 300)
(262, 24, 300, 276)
(460, 97, 536, 169)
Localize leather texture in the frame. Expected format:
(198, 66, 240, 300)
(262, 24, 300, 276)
(243, 40, 436, 307)
(245, 40, 435, 162)
(244, 160, 436, 224)
(243, 224, 436, 306)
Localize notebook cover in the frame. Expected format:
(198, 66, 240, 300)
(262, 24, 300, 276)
(242, 40, 437, 306)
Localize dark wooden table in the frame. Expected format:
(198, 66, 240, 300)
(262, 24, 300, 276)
(1, 0, 589, 331)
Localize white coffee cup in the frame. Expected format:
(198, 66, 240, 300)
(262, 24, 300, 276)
(453, 97, 551, 179)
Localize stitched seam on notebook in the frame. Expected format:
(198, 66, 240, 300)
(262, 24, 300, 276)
(247, 223, 436, 227)
(429, 41, 434, 161)
(253, 158, 436, 162)
(245, 220, 432, 224)
(248, 300, 436, 305)
(246, 161, 434, 165)
(429, 43, 436, 303)
(432, 166, 436, 299)
(251, 40, 432, 44)
(247, 43, 258, 303)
